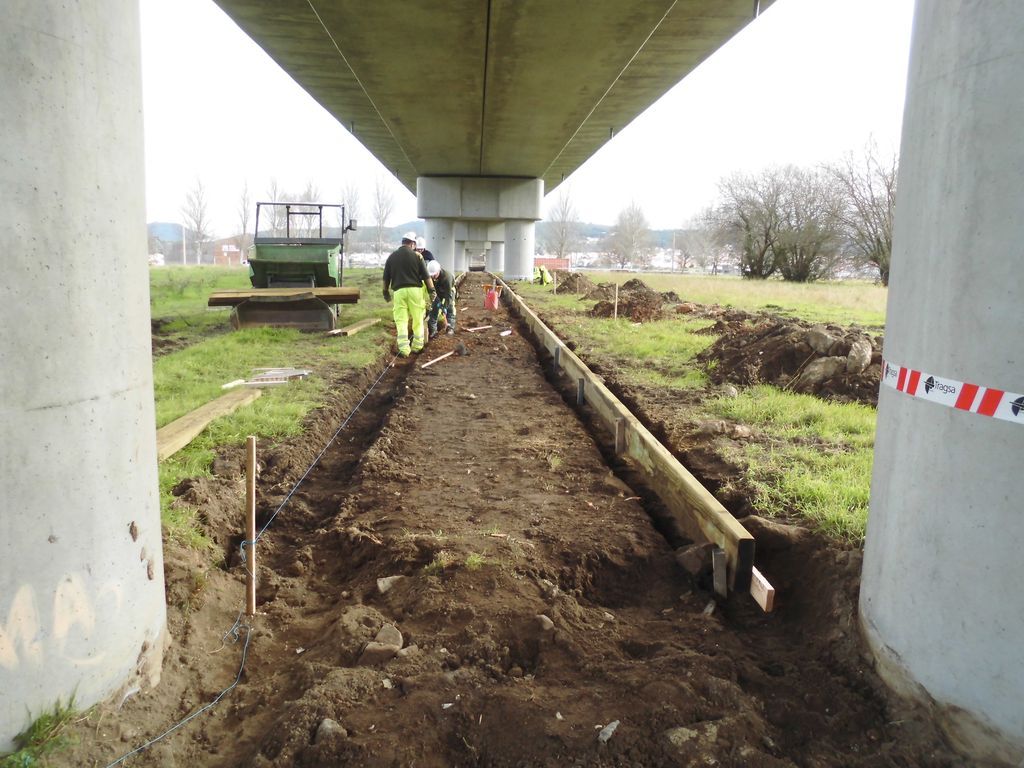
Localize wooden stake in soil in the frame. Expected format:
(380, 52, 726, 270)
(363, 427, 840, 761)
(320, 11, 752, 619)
(712, 547, 728, 598)
(420, 350, 455, 369)
(245, 435, 257, 617)
(614, 417, 627, 454)
(554, 346, 561, 369)
(750, 566, 776, 612)
(577, 378, 586, 406)
(613, 283, 619, 320)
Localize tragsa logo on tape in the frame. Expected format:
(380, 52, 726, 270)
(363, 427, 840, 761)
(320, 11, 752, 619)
(1012, 396, 1024, 417)
(883, 362, 898, 381)
(923, 376, 956, 396)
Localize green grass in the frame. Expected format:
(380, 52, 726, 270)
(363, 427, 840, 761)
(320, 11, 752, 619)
(516, 278, 880, 540)
(581, 271, 887, 328)
(705, 386, 876, 540)
(424, 550, 457, 574)
(516, 283, 715, 390)
(464, 553, 487, 570)
(1, 698, 78, 767)
(150, 266, 249, 338)
(150, 267, 396, 549)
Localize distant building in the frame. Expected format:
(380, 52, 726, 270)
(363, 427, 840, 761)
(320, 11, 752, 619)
(212, 239, 245, 266)
(535, 256, 570, 271)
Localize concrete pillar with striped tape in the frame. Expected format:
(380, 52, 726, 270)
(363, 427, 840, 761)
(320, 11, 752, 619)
(860, 3, 1024, 763)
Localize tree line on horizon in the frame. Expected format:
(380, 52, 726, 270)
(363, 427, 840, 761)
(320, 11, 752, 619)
(543, 141, 896, 284)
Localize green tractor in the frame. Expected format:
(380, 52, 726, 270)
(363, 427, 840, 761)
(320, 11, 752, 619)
(208, 201, 359, 330)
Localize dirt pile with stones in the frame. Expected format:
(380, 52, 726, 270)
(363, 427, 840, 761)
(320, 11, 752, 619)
(694, 310, 884, 405)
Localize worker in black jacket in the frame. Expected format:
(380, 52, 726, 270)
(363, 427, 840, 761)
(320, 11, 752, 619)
(426, 259, 456, 338)
(383, 232, 435, 356)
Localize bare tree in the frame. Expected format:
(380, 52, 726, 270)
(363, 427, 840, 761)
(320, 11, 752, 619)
(236, 182, 252, 262)
(774, 167, 844, 282)
(608, 202, 652, 269)
(544, 190, 579, 264)
(675, 225, 715, 272)
(711, 168, 786, 279)
(693, 207, 734, 274)
(828, 140, 898, 284)
(293, 180, 321, 237)
(264, 179, 285, 236)
(340, 182, 361, 231)
(340, 181, 362, 258)
(181, 177, 211, 265)
(372, 176, 395, 257)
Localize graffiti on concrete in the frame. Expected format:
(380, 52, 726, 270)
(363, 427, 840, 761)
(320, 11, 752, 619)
(0, 573, 124, 670)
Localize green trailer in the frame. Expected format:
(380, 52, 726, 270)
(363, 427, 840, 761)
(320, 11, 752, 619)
(209, 201, 360, 330)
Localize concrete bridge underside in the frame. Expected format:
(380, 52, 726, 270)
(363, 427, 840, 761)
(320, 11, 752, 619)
(211, 0, 770, 193)
(211, 0, 774, 278)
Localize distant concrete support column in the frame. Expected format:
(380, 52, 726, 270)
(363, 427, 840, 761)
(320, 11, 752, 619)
(0, 0, 165, 752)
(425, 218, 454, 274)
(859, 4, 1024, 764)
(487, 242, 505, 273)
(454, 241, 468, 272)
(417, 176, 542, 279)
(504, 220, 535, 281)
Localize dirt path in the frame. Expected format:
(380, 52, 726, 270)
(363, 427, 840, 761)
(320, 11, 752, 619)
(61, 273, 965, 767)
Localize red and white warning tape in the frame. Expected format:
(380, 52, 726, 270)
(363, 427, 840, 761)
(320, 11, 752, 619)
(881, 359, 1024, 425)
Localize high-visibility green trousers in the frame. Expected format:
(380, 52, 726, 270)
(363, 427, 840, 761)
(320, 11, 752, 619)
(391, 285, 426, 355)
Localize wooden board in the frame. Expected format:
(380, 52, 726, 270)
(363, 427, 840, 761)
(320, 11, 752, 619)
(500, 278, 755, 593)
(750, 566, 776, 612)
(156, 388, 262, 462)
(334, 317, 380, 336)
(208, 287, 361, 307)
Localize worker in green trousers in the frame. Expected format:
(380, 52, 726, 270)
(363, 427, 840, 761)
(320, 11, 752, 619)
(383, 232, 435, 357)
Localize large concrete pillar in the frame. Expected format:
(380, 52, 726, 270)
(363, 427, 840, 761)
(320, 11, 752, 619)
(486, 242, 505, 273)
(504, 220, 536, 281)
(454, 241, 468, 273)
(425, 218, 455, 275)
(859, 4, 1024, 763)
(0, 0, 166, 750)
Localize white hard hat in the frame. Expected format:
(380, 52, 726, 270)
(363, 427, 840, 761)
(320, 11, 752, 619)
(416, 237, 426, 249)
(426, 259, 441, 277)
(402, 231, 417, 243)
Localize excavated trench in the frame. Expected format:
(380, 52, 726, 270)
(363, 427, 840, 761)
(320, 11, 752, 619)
(61, 272, 966, 768)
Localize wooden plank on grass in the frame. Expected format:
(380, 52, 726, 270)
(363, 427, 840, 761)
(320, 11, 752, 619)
(208, 286, 360, 307)
(335, 317, 380, 336)
(156, 388, 262, 462)
(750, 566, 776, 612)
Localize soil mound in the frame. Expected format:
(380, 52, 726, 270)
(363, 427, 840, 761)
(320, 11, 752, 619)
(552, 270, 594, 295)
(583, 282, 616, 301)
(697, 315, 883, 405)
(588, 278, 668, 323)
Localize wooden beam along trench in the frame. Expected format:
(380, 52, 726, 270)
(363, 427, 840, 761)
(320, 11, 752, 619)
(496, 276, 757, 596)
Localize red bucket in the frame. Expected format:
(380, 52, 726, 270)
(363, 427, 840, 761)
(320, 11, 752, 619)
(483, 285, 503, 310)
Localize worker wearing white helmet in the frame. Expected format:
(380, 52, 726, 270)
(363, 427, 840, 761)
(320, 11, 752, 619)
(383, 232, 435, 356)
(416, 236, 436, 263)
(426, 258, 457, 338)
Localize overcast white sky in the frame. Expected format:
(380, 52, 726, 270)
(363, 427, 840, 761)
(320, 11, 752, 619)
(140, 0, 915, 235)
